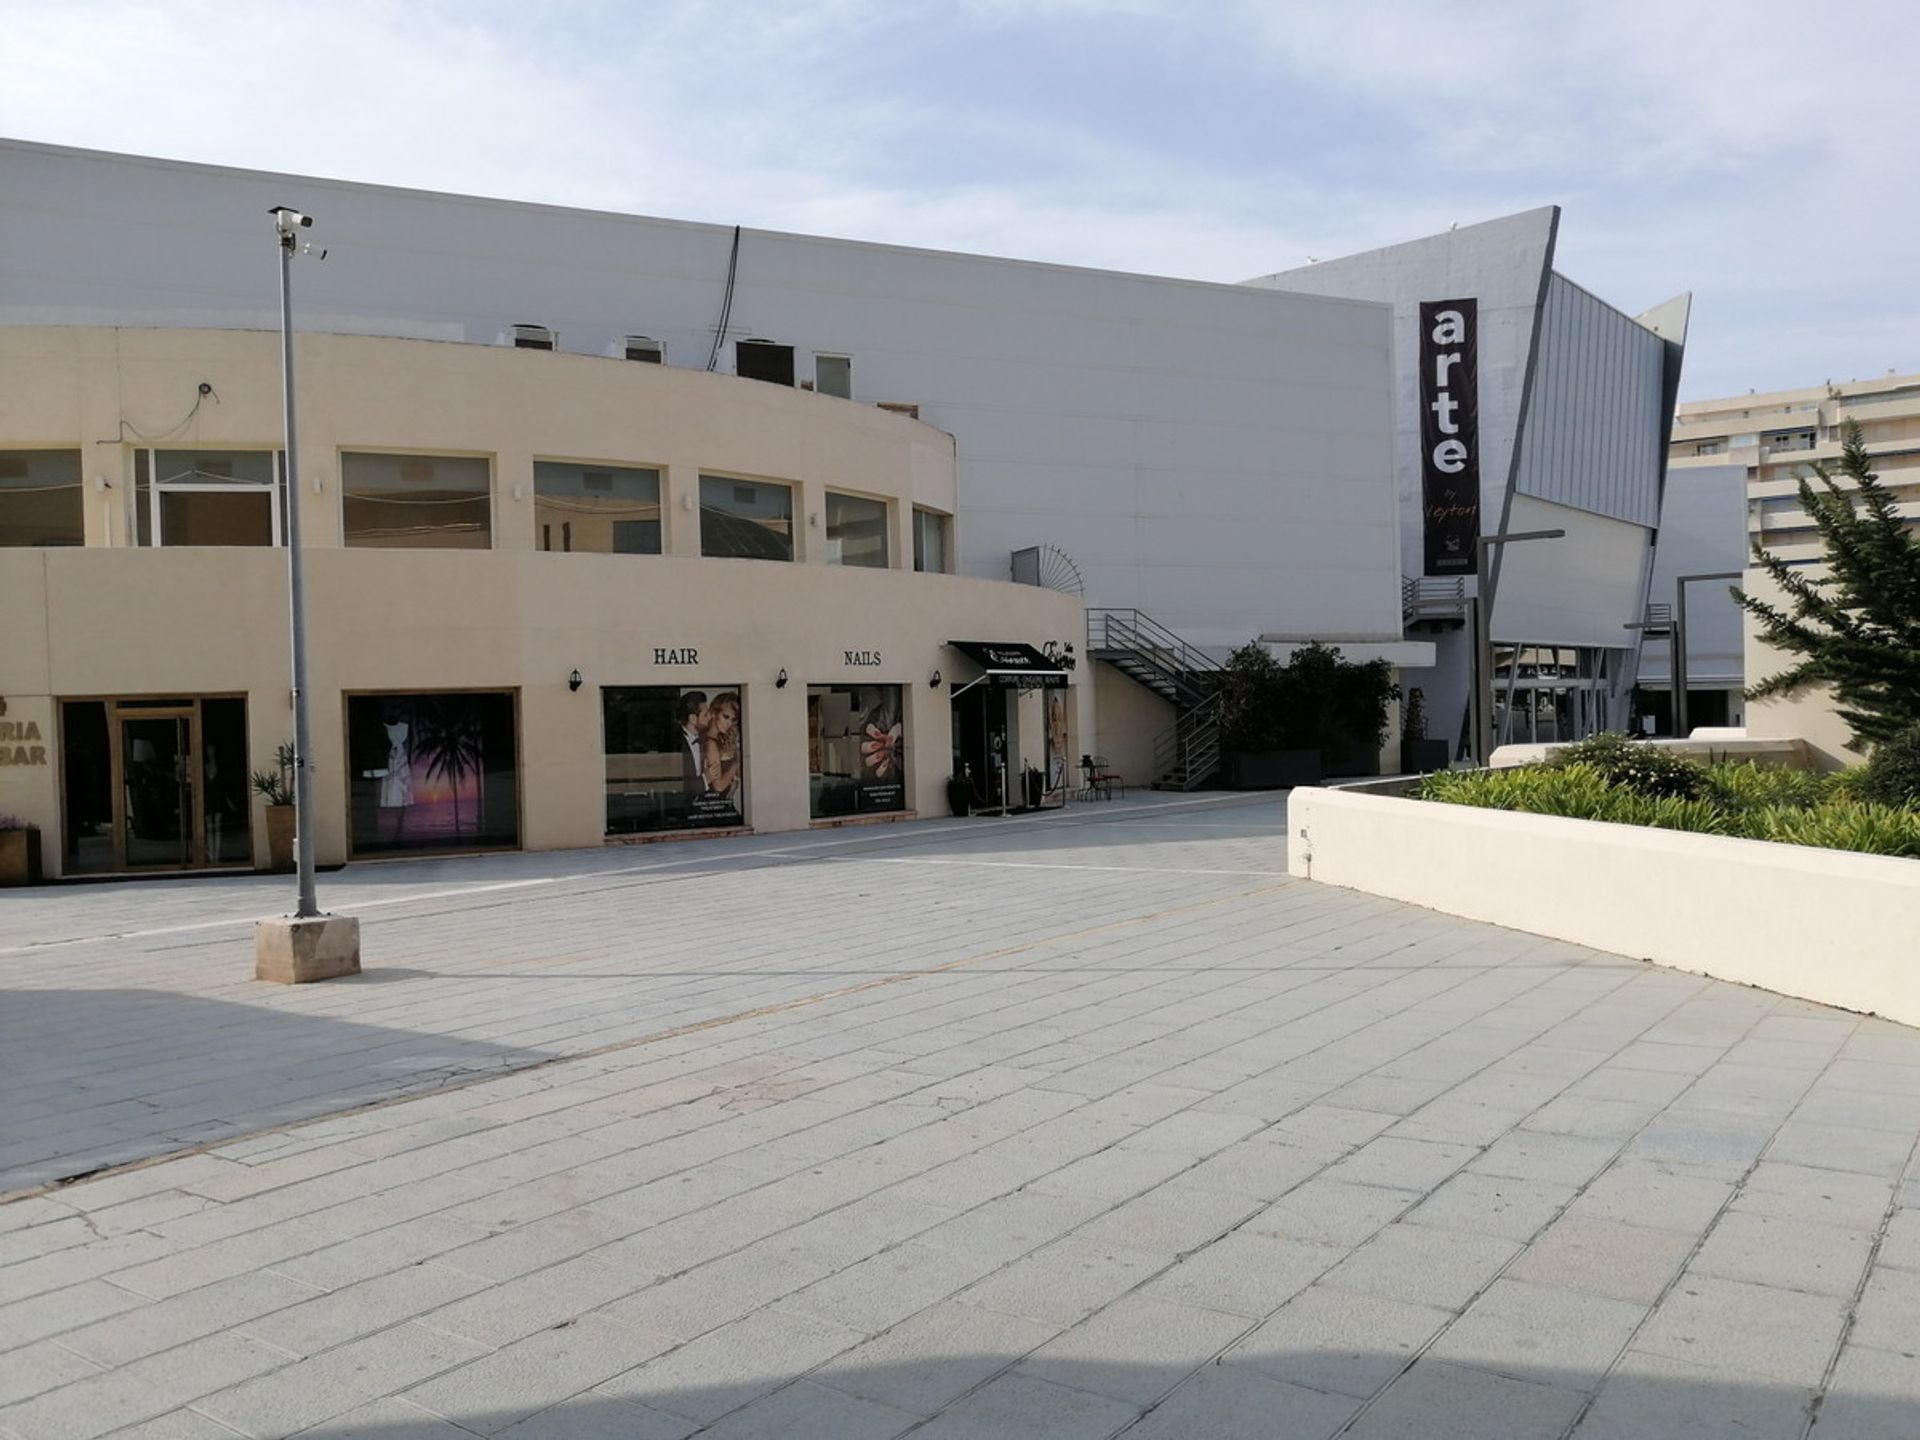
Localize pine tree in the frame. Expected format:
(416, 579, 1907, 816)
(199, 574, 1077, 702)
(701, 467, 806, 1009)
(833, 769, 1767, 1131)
(1735, 420, 1920, 746)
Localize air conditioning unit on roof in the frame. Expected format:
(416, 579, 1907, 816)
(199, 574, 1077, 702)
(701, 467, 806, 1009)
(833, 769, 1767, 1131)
(512, 324, 556, 351)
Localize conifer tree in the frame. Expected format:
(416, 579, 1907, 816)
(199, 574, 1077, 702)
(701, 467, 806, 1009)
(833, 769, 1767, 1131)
(1735, 421, 1920, 746)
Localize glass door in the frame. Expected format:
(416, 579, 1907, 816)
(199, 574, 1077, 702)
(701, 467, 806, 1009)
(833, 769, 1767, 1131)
(120, 712, 193, 868)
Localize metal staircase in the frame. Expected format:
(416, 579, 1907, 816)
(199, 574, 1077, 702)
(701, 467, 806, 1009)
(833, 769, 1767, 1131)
(1087, 608, 1224, 790)
(1087, 608, 1221, 709)
(1150, 692, 1224, 792)
(1402, 575, 1469, 628)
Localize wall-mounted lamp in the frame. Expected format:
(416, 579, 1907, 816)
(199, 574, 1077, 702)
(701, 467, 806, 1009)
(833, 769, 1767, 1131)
(681, 493, 695, 511)
(568, 669, 583, 692)
(311, 476, 324, 494)
(808, 511, 821, 529)
(512, 483, 525, 502)
(775, 668, 789, 689)
(928, 670, 943, 689)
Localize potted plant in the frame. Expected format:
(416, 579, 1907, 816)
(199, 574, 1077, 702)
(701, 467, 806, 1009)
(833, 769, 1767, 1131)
(1217, 643, 1320, 788)
(0, 814, 42, 886)
(1399, 687, 1452, 774)
(251, 741, 297, 873)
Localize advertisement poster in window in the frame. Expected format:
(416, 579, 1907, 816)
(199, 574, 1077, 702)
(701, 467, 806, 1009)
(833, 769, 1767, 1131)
(603, 686, 746, 835)
(809, 684, 905, 817)
(347, 692, 519, 855)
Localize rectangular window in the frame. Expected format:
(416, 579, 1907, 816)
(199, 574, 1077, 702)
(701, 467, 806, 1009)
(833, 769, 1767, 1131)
(913, 508, 950, 574)
(346, 691, 519, 856)
(815, 354, 852, 399)
(602, 686, 747, 835)
(342, 453, 492, 549)
(736, 340, 795, 386)
(0, 449, 84, 548)
(534, 461, 662, 555)
(699, 475, 793, 560)
(1764, 430, 1817, 453)
(136, 450, 280, 547)
(825, 491, 889, 568)
(808, 684, 905, 818)
(1694, 440, 1727, 456)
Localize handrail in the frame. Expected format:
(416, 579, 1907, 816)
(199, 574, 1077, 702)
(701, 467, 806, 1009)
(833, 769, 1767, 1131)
(1151, 690, 1224, 787)
(1087, 607, 1221, 676)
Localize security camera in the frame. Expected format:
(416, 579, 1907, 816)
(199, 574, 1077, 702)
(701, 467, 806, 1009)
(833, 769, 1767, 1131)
(269, 206, 313, 229)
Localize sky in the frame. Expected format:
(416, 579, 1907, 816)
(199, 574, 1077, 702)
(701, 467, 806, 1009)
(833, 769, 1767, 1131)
(2, 0, 1913, 400)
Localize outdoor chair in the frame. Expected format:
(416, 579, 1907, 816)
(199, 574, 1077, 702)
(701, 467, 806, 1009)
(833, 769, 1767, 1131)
(1079, 754, 1127, 801)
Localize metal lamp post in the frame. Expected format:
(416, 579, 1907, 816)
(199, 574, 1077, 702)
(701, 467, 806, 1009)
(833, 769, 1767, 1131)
(254, 208, 359, 983)
(272, 206, 321, 918)
(1471, 528, 1565, 766)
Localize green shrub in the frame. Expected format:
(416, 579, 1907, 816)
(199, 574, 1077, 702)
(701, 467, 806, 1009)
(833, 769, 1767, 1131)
(1739, 803, 1920, 858)
(1546, 732, 1705, 800)
(1859, 723, 1920, 807)
(1699, 761, 1835, 813)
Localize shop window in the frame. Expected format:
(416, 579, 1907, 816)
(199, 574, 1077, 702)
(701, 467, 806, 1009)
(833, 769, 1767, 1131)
(342, 453, 492, 549)
(808, 684, 905, 818)
(134, 450, 280, 547)
(913, 508, 951, 574)
(345, 691, 519, 856)
(534, 461, 661, 554)
(0, 449, 84, 548)
(815, 354, 852, 399)
(825, 491, 889, 568)
(602, 686, 746, 835)
(699, 475, 793, 561)
(736, 339, 795, 386)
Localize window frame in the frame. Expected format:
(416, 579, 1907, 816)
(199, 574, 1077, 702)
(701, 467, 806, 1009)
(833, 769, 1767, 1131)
(339, 450, 496, 551)
(912, 506, 952, 575)
(813, 353, 853, 399)
(697, 472, 796, 562)
(822, 487, 892, 569)
(0, 446, 86, 549)
(135, 448, 283, 548)
(532, 456, 665, 556)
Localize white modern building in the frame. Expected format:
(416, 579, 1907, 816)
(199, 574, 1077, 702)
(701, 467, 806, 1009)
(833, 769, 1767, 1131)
(0, 142, 1696, 878)
(1249, 209, 1692, 752)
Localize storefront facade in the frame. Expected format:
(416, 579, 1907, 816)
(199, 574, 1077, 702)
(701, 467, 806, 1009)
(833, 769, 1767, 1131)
(0, 327, 1088, 877)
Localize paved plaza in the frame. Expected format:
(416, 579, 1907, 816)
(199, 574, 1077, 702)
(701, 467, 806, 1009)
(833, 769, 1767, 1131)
(2, 794, 1918, 1438)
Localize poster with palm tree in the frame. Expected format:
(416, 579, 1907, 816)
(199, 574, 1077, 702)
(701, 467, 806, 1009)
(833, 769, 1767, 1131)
(347, 692, 518, 855)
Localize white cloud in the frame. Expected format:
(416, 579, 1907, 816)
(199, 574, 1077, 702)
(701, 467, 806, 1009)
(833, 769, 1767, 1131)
(0, 0, 1913, 396)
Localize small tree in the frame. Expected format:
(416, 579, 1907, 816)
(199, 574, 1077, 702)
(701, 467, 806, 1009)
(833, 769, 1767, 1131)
(1216, 642, 1289, 751)
(1736, 421, 1920, 747)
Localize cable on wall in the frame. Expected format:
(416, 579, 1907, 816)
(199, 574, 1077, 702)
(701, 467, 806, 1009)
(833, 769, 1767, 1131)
(706, 225, 742, 372)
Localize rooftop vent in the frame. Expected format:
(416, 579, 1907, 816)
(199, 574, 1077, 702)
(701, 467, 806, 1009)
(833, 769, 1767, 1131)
(624, 335, 664, 363)
(512, 324, 556, 351)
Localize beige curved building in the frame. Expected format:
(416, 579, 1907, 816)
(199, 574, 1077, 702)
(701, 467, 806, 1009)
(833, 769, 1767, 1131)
(0, 327, 1088, 876)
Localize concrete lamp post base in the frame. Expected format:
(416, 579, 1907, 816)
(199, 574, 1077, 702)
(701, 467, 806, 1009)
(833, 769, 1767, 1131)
(255, 914, 362, 984)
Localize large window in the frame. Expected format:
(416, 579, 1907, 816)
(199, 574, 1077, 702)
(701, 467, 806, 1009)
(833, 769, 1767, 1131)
(0, 449, 83, 548)
(134, 450, 280, 547)
(913, 508, 951, 574)
(346, 691, 518, 855)
(825, 491, 889, 568)
(602, 686, 747, 835)
(342, 453, 491, 549)
(534, 461, 661, 555)
(700, 476, 793, 561)
(809, 684, 906, 818)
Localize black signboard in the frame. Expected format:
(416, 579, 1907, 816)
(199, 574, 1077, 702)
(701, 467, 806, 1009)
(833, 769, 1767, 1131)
(1418, 298, 1480, 576)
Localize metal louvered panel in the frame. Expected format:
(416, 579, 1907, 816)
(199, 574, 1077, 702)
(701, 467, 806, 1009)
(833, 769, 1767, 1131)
(1513, 275, 1664, 528)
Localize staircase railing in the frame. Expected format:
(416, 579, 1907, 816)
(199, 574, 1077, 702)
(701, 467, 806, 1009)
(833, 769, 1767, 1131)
(1088, 607, 1221, 695)
(1402, 575, 1468, 624)
(1150, 691, 1224, 790)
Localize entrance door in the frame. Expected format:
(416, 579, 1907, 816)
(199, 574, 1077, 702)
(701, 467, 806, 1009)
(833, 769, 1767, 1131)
(120, 711, 193, 868)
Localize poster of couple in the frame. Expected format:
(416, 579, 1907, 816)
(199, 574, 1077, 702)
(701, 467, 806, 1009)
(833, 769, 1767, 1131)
(603, 686, 746, 835)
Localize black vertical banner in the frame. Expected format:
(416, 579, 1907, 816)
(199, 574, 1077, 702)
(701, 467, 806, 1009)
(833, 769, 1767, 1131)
(1419, 298, 1480, 576)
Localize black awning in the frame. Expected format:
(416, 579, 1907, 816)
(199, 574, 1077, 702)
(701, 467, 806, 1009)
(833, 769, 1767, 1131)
(947, 640, 1070, 685)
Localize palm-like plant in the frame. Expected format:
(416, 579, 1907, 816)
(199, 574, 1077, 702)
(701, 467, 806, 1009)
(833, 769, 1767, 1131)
(412, 702, 487, 835)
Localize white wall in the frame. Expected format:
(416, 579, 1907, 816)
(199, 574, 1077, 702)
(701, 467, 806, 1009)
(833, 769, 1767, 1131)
(0, 140, 1403, 654)
(1495, 495, 1653, 650)
(1641, 462, 1747, 690)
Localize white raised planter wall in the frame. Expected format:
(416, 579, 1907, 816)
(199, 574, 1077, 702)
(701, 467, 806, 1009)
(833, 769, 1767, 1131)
(1288, 784, 1920, 1029)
